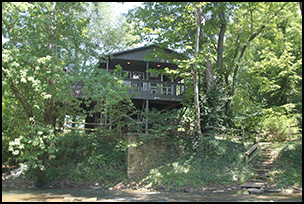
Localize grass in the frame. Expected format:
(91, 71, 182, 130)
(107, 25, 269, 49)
(266, 140, 302, 188)
(134, 139, 302, 191)
(135, 137, 255, 190)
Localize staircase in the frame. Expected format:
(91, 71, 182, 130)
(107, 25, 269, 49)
(241, 143, 281, 194)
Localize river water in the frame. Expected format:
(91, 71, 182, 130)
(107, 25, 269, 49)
(2, 187, 302, 202)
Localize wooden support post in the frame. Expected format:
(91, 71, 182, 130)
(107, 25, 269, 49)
(106, 58, 109, 73)
(161, 74, 163, 94)
(146, 61, 149, 80)
(145, 99, 149, 134)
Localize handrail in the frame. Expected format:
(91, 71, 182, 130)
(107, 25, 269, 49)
(244, 133, 260, 163)
(124, 79, 186, 97)
(287, 122, 302, 141)
(245, 143, 259, 164)
(70, 80, 186, 98)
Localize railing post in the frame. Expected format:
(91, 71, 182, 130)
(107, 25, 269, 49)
(255, 133, 259, 144)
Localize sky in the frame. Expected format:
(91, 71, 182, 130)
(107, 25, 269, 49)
(113, 2, 143, 16)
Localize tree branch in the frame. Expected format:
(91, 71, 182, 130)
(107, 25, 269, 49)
(231, 2, 289, 98)
(2, 66, 34, 118)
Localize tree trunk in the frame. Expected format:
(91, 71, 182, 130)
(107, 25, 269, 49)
(35, 154, 46, 188)
(193, 6, 202, 148)
(214, 2, 226, 84)
(205, 60, 213, 89)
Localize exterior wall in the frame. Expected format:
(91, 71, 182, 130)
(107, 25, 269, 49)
(126, 134, 167, 179)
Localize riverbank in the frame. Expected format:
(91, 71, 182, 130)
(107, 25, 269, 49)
(2, 140, 301, 195)
(2, 173, 302, 195)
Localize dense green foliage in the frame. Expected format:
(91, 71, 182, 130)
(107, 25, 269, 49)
(127, 2, 302, 140)
(2, 2, 137, 186)
(143, 139, 253, 189)
(23, 132, 127, 184)
(2, 2, 302, 189)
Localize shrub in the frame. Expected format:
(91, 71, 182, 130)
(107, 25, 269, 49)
(44, 132, 127, 183)
(259, 115, 289, 142)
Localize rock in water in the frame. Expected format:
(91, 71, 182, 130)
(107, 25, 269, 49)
(248, 188, 263, 194)
(83, 197, 98, 202)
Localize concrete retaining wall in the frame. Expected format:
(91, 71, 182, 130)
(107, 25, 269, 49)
(126, 134, 167, 179)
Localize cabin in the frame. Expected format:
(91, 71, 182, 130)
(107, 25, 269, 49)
(71, 45, 186, 133)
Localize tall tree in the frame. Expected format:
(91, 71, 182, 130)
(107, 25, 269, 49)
(2, 2, 138, 187)
(127, 2, 218, 148)
(193, 5, 203, 147)
(228, 2, 302, 129)
(2, 2, 91, 187)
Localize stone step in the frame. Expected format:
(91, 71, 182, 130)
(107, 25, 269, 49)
(253, 164, 272, 168)
(255, 169, 269, 173)
(241, 182, 265, 189)
(257, 158, 274, 163)
(248, 188, 264, 194)
(262, 154, 275, 158)
(263, 156, 275, 159)
(262, 155, 276, 158)
(253, 174, 270, 179)
(249, 179, 265, 183)
(262, 149, 274, 153)
(260, 161, 273, 165)
(265, 188, 282, 193)
(262, 149, 275, 152)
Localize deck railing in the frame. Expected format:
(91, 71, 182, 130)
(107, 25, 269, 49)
(124, 79, 186, 97)
(71, 80, 186, 100)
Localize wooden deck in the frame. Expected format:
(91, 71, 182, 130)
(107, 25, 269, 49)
(71, 79, 186, 102)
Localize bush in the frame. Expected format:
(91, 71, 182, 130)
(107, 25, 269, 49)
(259, 115, 289, 142)
(44, 132, 127, 183)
